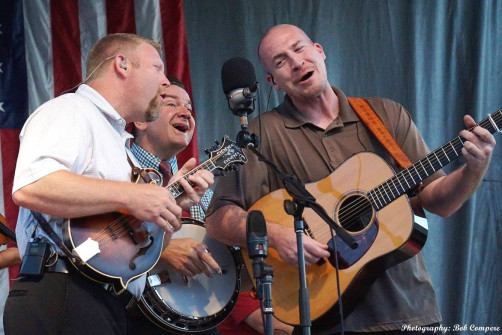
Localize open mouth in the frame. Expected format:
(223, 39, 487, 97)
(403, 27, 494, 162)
(172, 123, 189, 133)
(299, 71, 314, 83)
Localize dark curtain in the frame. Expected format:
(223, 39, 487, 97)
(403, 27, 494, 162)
(184, 0, 502, 331)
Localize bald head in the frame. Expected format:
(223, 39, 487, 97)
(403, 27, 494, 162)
(258, 24, 313, 72)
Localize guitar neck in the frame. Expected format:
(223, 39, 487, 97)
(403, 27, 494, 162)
(167, 159, 217, 199)
(369, 109, 502, 210)
(165, 136, 247, 199)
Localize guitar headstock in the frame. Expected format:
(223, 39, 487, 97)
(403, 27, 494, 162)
(205, 136, 248, 175)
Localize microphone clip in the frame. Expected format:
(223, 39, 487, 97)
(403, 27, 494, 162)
(227, 82, 258, 116)
(236, 129, 260, 150)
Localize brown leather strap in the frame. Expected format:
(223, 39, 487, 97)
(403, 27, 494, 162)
(348, 97, 412, 168)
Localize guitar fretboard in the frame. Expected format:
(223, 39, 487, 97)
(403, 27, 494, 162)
(166, 140, 245, 198)
(167, 160, 217, 198)
(368, 109, 502, 210)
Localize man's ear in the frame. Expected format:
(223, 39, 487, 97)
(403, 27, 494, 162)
(266, 73, 279, 90)
(314, 42, 326, 61)
(133, 121, 148, 131)
(115, 54, 128, 78)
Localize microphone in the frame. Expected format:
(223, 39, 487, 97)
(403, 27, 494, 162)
(221, 57, 258, 125)
(222, 57, 260, 149)
(246, 210, 275, 334)
(246, 210, 268, 261)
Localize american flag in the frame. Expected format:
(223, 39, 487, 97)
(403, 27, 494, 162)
(0, 0, 196, 328)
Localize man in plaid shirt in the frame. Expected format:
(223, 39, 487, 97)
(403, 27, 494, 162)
(132, 139, 212, 221)
(131, 74, 217, 272)
(131, 76, 221, 276)
(129, 76, 220, 334)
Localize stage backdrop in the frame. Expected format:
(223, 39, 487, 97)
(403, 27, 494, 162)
(183, 0, 502, 332)
(0, 0, 501, 334)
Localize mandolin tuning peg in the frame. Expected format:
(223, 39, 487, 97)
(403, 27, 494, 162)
(225, 165, 238, 172)
(214, 140, 220, 146)
(204, 149, 211, 155)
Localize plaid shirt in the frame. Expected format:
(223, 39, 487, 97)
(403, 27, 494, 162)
(131, 143, 212, 221)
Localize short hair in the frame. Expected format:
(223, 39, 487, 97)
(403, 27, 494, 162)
(86, 33, 162, 81)
(166, 76, 185, 90)
(257, 24, 313, 69)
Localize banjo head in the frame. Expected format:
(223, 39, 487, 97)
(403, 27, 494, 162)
(138, 218, 242, 333)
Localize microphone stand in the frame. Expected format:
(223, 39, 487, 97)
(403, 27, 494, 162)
(243, 141, 357, 250)
(283, 199, 311, 335)
(253, 260, 274, 335)
(236, 128, 357, 335)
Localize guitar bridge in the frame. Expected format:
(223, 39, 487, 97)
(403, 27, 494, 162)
(303, 220, 326, 265)
(303, 220, 314, 239)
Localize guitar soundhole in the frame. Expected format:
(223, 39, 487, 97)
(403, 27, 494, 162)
(337, 193, 373, 233)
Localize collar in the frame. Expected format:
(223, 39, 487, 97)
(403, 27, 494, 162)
(130, 143, 178, 173)
(276, 86, 360, 129)
(75, 84, 133, 143)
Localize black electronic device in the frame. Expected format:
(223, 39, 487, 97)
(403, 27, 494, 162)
(19, 239, 51, 277)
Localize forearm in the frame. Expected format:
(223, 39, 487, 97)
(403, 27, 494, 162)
(0, 248, 22, 269)
(205, 204, 248, 247)
(13, 170, 133, 218)
(420, 163, 485, 217)
(205, 204, 292, 249)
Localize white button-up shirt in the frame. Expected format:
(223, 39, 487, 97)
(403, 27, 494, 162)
(13, 84, 146, 297)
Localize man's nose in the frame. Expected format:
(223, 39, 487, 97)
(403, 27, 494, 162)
(291, 55, 304, 70)
(178, 107, 192, 119)
(161, 73, 170, 88)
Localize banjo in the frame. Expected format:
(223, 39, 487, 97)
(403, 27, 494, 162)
(137, 218, 243, 333)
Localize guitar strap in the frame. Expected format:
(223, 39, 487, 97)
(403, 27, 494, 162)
(126, 150, 156, 183)
(31, 210, 84, 267)
(347, 97, 412, 169)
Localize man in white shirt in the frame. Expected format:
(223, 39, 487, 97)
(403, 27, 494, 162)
(4, 33, 212, 335)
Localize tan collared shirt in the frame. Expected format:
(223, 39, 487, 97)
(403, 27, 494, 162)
(208, 87, 443, 331)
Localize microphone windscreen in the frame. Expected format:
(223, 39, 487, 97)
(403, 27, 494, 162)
(246, 210, 267, 239)
(221, 57, 257, 94)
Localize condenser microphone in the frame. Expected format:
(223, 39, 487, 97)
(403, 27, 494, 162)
(246, 210, 268, 260)
(247, 210, 275, 334)
(221, 57, 258, 122)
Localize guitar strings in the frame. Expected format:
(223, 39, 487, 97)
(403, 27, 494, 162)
(90, 111, 502, 246)
(334, 111, 501, 234)
(313, 110, 502, 239)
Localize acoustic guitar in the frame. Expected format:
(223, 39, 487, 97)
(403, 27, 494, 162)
(242, 110, 501, 325)
(63, 136, 247, 294)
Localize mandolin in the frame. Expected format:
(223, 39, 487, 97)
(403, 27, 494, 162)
(63, 136, 247, 294)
